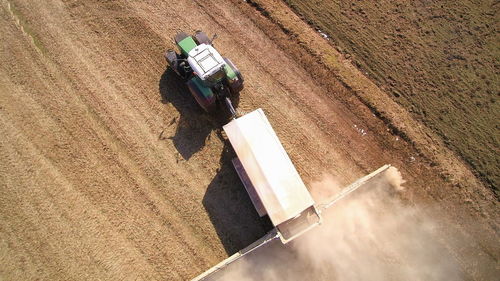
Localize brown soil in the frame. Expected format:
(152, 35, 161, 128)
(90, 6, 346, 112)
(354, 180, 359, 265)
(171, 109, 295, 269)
(283, 0, 500, 195)
(0, 0, 498, 280)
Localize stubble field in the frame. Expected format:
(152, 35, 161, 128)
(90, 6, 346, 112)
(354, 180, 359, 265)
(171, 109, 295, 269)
(0, 0, 498, 280)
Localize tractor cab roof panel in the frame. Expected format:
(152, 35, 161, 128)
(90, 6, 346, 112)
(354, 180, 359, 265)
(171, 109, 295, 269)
(187, 44, 226, 81)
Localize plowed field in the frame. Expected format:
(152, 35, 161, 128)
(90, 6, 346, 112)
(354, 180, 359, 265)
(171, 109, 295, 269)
(0, 0, 498, 280)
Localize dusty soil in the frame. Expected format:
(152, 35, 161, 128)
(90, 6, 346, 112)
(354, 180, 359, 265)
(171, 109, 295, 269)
(284, 0, 500, 195)
(0, 0, 498, 280)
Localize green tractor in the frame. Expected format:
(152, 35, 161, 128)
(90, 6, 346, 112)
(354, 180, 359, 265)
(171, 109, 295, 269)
(164, 31, 244, 117)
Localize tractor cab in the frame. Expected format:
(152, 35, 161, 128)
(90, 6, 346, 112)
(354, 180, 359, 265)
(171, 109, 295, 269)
(187, 44, 227, 86)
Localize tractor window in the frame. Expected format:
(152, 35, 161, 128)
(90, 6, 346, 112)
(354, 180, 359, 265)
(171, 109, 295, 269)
(206, 68, 225, 83)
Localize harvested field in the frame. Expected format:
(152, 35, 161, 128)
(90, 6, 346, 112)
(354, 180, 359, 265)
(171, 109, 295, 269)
(0, 0, 498, 280)
(284, 0, 500, 195)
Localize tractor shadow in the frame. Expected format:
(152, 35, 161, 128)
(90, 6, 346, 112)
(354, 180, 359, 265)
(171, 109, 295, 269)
(159, 68, 220, 160)
(159, 67, 272, 255)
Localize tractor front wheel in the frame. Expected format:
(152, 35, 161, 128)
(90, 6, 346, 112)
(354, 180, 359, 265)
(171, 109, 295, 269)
(165, 49, 190, 78)
(186, 77, 217, 113)
(165, 49, 178, 66)
(194, 30, 211, 45)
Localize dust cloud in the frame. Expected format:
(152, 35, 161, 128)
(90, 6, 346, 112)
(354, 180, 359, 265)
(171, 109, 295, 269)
(217, 167, 464, 281)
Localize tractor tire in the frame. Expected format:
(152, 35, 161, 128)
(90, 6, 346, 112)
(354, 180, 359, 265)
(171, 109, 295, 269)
(174, 32, 190, 45)
(165, 49, 189, 78)
(224, 57, 244, 94)
(165, 49, 178, 66)
(194, 30, 211, 45)
(186, 78, 216, 113)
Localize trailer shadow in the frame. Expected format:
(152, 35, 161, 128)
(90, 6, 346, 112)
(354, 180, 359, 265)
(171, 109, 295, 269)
(203, 141, 274, 254)
(159, 67, 272, 255)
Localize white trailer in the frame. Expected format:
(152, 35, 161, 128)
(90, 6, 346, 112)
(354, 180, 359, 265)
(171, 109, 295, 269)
(192, 109, 390, 280)
(224, 109, 322, 243)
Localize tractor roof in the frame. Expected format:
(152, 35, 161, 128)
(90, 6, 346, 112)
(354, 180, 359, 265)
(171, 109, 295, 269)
(187, 44, 226, 81)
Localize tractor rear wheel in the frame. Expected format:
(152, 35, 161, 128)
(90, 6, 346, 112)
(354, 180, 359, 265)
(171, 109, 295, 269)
(186, 78, 217, 113)
(194, 30, 211, 45)
(224, 58, 244, 94)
